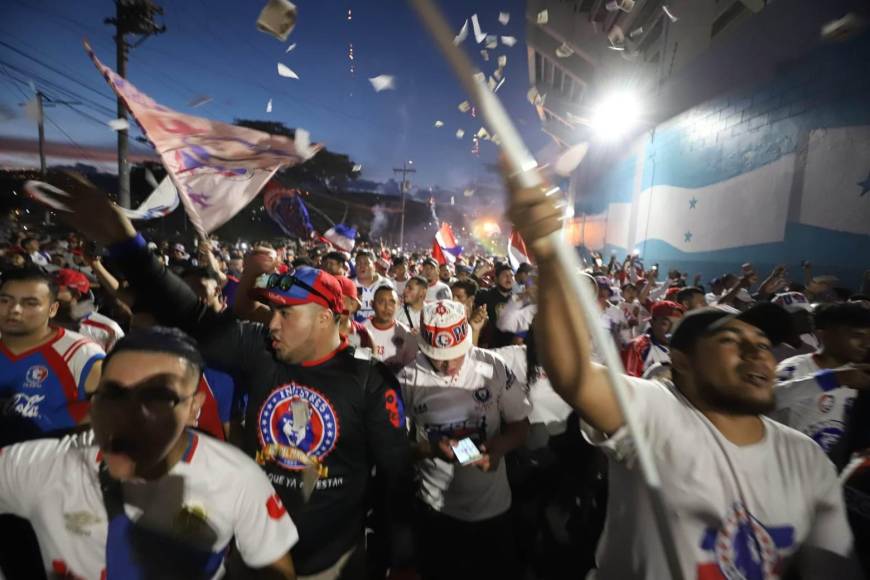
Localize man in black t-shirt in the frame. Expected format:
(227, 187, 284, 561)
(477, 263, 515, 348)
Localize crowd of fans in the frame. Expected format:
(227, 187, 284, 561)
(0, 172, 868, 579)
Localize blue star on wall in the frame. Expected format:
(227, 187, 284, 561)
(689, 197, 698, 209)
(684, 231, 693, 243)
(858, 171, 870, 197)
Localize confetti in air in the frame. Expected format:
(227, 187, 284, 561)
(108, 118, 129, 131)
(434, 120, 444, 128)
(369, 75, 395, 92)
(277, 62, 300, 79)
(500, 36, 517, 47)
(266, 98, 273, 113)
(498, 12, 510, 25)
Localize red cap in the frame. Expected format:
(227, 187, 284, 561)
(55, 268, 90, 296)
(250, 267, 343, 314)
(651, 300, 685, 319)
(665, 287, 681, 300)
(335, 276, 359, 300)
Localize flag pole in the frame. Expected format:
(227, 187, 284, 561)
(406, 0, 684, 577)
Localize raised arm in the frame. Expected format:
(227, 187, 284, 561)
(234, 248, 277, 325)
(505, 169, 624, 435)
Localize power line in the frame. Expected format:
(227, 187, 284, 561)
(0, 39, 116, 104)
(0, 58, 117, 117)
(43, 112, 100, 164)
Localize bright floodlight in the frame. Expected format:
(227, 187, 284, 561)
(590, 90, 642, 141)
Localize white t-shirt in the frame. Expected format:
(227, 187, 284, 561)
(0, 431, 298, 579)
(773, 353, 857, 453)
(492, 345, 571, 430)
(391, 277, 408, 299)
(354, 275, 394, 320)
(425, 280, 452, 303)
(396, 304, 422, 331)
(363, 319, 418, 369)
(398, 347, 531, 522)
(583, 377, 853, 580)
(78, 311, 125, 353)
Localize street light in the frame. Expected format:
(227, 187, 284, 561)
(589, 89, 642, 141)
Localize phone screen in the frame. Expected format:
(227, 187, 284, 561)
(451, 437, 482, 465)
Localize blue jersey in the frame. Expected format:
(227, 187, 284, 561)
(0, 327, 104, 441)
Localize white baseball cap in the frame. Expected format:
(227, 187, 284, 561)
(772, 291, 813, 313)
(418, 300, 473, 360)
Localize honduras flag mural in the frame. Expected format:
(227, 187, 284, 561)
(578, 33, 870, 288)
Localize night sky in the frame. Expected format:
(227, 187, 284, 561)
(0, 0, 551, 192)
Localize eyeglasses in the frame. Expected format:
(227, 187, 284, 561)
(90, 381, 194, 419)
(264, 273, 332, 306)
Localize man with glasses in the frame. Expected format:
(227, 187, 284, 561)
(0, 326, 299, 579)
(44, 175, 410, 579)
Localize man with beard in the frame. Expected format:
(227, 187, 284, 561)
(398, 276, 428, 331)
(504, 167, 859, 578)
(53, 267, 125, 352)
(476, 263, 515, 348)
(47, 177, 409, 579)
(0, 326, 298, 579)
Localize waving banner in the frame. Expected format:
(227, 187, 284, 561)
(120, 177, 179, 220)
(432, 222, 462, 265)
(85, 41, 320, 236)
(263, 181, 314, 239)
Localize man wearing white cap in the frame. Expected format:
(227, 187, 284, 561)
(397, 300, 530, 580)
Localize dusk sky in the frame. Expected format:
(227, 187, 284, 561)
(0, 0, 552, 192)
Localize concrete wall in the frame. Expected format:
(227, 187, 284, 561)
(581, 31, 870, 289)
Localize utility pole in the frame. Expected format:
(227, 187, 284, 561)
(392, 160, 416, 249)
(36, 91, 46, 175)
(105, 0, 165, 208)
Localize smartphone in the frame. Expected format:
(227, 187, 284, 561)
(451, 437, 483, 466)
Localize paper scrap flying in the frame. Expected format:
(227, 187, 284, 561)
(494, 77, 506, 93)
(480, 49, 489, 61)
(188, 95, 213, 108)
(277, 62, 300, 79)
(821, 13, 865, 40)
(458, 100, 471, 113)
(434, 120, 444, 128)
(500, 36, 517, 47)
(256, 0, 298, 41)
(108, 118, 129, 131)
(454, 19, 469, 45)
(266, 98, 273, 112)
(368, 75, 395, 92)
(471, 14, 487, 44)
(537, 10, 548, 24)
(455, 129, 465, 139)
(463, 188, 475, 197)
(485, 35, 498, 49)
(556, 43, 574, 58)
(662, 5, 678, 22)
(498, 12, 510, 25)
(554, 142, 589, 176)
(497, 55, 507, 67)
(476, 127, 489, 139)
(493, 68, 503, 81)
(285, 42, 296, 52)
(352, 164, 362, 172)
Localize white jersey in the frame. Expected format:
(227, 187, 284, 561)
(0, 431, 298, 579)
(496, 296, 536, 336)
(78, 311, 125, 352)
(425, 280, 452, 303)
(354, 275, 394, 320)
(583, 377, 853, 580)
(363, 319, 418, 369)
(397, 304, 422, 331)
(773, 353, 857, 453)
(492, 345, 571, 429)
(398, 347, 531, 522)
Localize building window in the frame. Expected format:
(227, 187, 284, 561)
(534, 51, 544, 84)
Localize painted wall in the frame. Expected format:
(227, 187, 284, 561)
(581, 31, 870, 289)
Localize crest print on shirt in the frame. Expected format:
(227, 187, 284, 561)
(696, 502, 794, 580)
(257, 382, 340, 472)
